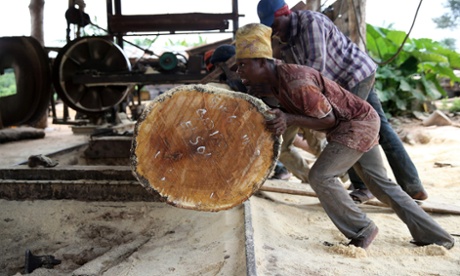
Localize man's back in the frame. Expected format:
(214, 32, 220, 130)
(276, 10, 376, 91)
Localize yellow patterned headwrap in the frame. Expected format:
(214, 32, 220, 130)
(235, 23, 273, 60)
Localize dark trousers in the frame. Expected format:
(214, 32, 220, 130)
(348, 75, 424, 195)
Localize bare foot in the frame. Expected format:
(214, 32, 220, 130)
(348, 225, 379, 249)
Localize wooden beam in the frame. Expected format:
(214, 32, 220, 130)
(108, 13, 233, 34)
(200, 56, 236, 84)
(259, 185, 460, 215)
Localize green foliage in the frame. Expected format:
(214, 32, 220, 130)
(432, 0, 459, 52)
(0, 69, 17, 98)
(81, 16, 106, 36)
(132, 37, 159, 48)
(449, 97, 460, 112)
(433, 0, 460, 29)
(366, 24, 460, 116)
(440, 38, 458, 50)
(165, 36, 207, 47)
(440, 97, 460, 112)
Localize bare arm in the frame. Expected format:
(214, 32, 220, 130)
(265, 108, 336, 136)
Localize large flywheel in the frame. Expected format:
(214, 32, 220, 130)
(0, 36, 51, 128)
(52, 36, 131, 115)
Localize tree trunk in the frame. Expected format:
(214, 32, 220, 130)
(29, 0, 49, 129)
(29, 0, 45, 46)
(324, 0, 367, 50)
(306, 0, 321, 12)
(347, 0, 366, 50)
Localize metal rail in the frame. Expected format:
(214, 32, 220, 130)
(1, 142, 261, 274)
(244, 200, 258, 276)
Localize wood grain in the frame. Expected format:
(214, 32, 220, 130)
(131, 84, 280, 211)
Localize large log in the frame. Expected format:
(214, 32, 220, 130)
(131, 84, 281, 211)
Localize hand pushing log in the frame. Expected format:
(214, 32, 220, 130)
(131, 84, 281, 211)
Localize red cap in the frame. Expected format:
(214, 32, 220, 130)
(204, 49, 215, 71)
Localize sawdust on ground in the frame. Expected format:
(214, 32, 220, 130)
(0, 115, 459, 276)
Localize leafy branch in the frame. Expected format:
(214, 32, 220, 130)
(366, 24, 460, 116)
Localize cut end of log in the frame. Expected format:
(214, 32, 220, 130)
(131, 84, 280, 211)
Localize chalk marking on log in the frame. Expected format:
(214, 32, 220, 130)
(189, 136, 203, 145)
(196, 108, 207, 118)
(181, 121, 193, 129)
(227, 115, 237, 122)
(197, 146, 206, 154)
(203, 118, 215, 129)
(242, 134, 250, 145)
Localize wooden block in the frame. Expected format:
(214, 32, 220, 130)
(131, 84, 281, 211)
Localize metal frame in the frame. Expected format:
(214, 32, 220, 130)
(106, 0, 241, 49)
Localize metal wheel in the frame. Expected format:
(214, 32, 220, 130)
(0, 36, 51, 127)
(52, 36, 131, 115)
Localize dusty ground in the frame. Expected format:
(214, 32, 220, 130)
(0, 112, 459, 276)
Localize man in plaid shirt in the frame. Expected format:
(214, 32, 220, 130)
(256, 0, 428, 203)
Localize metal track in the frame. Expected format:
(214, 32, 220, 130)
(244, 200, 258, 276)
(0, 142, 261, 275)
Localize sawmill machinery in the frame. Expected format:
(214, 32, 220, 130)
(0, 0, 242, 129)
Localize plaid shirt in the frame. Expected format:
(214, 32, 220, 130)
(277, 11, 377, 91)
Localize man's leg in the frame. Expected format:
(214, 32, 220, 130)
(353, 146, 454, 249)
(279, 126, 310, 183)
(347, 75, 376, 192)
(298, 128, 326, 157)
(348, 75, 426, 200)
(366, 90, 427, 199)
(309, 142, 377, 242)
